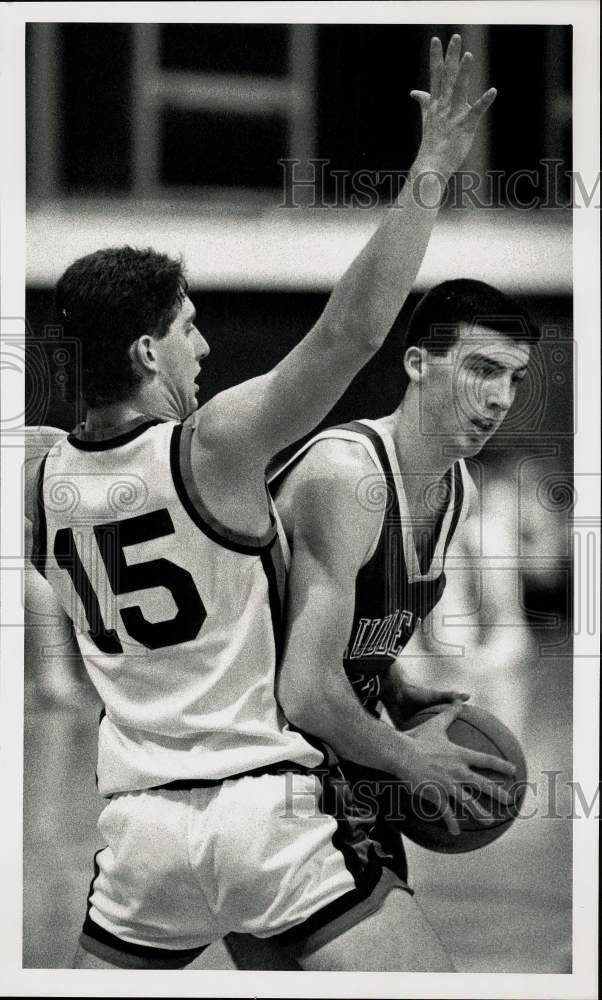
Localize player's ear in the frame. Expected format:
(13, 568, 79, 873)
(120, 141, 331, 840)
(404, 345, 428, 384)
(130, 335, 157, 375)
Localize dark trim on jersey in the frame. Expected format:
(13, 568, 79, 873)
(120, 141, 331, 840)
(443, 462, 465, 557)
(80, 915, 208, 969)
(417, 466, 452, 574)
(343, 421, 463, 575)
(95, 708, 106, 792)
(171, 422, 278, 554)
(30, 453, 48, 578)
(67, 418, 163, 451)
(273, 420, 464, 576)
(260, 544, 285, 664)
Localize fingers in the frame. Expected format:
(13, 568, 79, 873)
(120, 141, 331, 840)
(440, 799, 461, 836)
(436, 689, 470, 704)
(464, 87, 497, 125)
(409, 698, 464, 732)
(432, 697, 465, 729)
(464, 774, 513, 807)
(402, 683, 469, 707)
(429, 36, 444, 98)
(468, 750, 516, 778)
(440, 33, 462, 103)
(409, 90, 430, 113)
(422, 783, 460, 835)
(453, 50, 473, 108)
(454, 787, 501, 824)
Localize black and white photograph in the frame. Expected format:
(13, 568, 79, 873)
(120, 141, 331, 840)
(0, 2, 599, 997)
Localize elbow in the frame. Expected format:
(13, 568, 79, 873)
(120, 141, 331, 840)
(278, 676, 334, 739)
(278, 686, 314, 732)
(318, 313, 385, 363)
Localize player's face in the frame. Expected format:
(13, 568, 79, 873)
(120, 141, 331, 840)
(153, 296, 210, 418)
(421, 324, 530, 456)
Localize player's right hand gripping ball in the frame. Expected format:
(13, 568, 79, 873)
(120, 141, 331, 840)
(397, 703, 528, 854)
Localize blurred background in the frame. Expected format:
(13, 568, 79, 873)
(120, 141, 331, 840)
(24, 21, 574, 972)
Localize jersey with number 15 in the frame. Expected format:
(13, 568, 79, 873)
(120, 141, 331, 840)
(32, 417, 324, 795)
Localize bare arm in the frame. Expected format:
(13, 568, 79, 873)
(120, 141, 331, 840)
(276, 444, 515, 829)
(24, 425, 68, 523)
(24, 512, 87, 704)
(198, 36, 497, 471)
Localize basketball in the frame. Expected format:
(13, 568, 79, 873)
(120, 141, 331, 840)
(395, 703, 528, 854)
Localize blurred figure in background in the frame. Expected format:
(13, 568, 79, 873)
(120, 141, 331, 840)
(406, 447, 571, 736)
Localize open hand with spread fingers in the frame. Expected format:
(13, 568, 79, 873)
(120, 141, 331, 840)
(411, 34, 497, 181)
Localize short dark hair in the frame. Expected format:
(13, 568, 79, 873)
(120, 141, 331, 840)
(404, 278, 540, 356)
(54, 246, 188, 407)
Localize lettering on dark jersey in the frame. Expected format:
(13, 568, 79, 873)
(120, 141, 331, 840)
(349, 671, 382, 704)
(345, 609, 422, 661)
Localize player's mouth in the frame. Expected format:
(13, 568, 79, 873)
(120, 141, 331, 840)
(470, 416, 496, 433)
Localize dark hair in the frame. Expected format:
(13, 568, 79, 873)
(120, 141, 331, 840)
(404, 278, 540, 356)
(54, 246, 188, 407)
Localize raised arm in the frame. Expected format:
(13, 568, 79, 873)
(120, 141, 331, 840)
(276, 443, 514, 833)
(200, 36, 496, 470)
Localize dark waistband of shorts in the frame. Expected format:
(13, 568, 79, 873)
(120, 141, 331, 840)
(150, 759, 337, 792)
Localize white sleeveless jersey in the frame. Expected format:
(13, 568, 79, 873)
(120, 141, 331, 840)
(32, 417, 324, 794)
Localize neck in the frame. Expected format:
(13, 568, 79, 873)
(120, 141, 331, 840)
(378, 391, 455, 481)
(83, 384, 186, 433)
(84, 402, 148, 432)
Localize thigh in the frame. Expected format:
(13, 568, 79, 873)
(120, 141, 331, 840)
(300, 887, 454, 972)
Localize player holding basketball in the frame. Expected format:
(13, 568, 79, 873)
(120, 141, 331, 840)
(26, 36, 507, 971)
(226, 278, 539, 969)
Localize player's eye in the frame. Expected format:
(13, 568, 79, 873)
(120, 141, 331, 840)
(470, 360, 496, 377)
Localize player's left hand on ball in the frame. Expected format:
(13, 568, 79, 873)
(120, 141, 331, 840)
(401, 679, 469, 713)
(411, 34, 497, 178)
(386, 674, 470, 729)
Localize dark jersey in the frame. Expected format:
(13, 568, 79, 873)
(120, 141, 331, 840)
(271, 419, 471, 715)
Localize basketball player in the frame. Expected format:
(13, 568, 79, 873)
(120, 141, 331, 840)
(268, 275, 539, 758)
(223, 279, 539, 968)
(25, 36, 508, 971)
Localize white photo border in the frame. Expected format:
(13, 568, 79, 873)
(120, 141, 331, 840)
(1, 2, 599, 997)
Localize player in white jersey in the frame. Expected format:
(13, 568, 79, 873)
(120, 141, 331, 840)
(25, 36, 501, 970)
(226, 280, 539, 969)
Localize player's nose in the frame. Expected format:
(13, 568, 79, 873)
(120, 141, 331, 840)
(486, 375, 513, 412)
(195, 330, 210, 361)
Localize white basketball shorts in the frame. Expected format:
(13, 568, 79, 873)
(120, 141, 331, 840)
(79, 766, 411, 968)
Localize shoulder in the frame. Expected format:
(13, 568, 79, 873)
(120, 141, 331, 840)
(24, 425, 69, 520)
(25, 424, 68, 455)
(277, 436, 381, 518)
(277, 436, 385, 568)
(289, 435, 379, 483)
